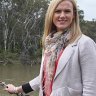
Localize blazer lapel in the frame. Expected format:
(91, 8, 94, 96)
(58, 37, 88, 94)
(54, 44, 74, 79)
(54, 35, 82, 80)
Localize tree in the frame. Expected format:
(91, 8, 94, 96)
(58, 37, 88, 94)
(0, 0, 49, 64)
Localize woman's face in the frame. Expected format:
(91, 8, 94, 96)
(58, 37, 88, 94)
(53, 0, 74, 32)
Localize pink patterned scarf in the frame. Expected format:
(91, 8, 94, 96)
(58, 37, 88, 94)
(43, 30, 71, 96)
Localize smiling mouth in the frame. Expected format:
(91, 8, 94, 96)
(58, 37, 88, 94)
(59, 20, 67, 22)
(60, 21, 65, 22)
(59, 21, 66, 24)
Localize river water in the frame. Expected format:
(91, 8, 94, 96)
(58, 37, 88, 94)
(0, 63, 40, 96)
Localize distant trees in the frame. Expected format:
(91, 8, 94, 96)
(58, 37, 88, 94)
(83, 20, 96, 42)
(78, 8, 96, 42)
(78, 8, 84, 23)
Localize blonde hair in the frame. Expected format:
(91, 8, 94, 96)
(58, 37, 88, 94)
(42, 0, 82, 47)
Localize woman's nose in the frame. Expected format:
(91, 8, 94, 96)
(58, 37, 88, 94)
(60, 12, 65, 18)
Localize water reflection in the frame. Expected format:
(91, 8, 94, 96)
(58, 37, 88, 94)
(0, 63, 40, 96)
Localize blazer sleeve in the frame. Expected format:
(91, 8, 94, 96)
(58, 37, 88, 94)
(79, 36, 96, 96)
(28, 50, 45, 91)
(29, 75, 40, 91)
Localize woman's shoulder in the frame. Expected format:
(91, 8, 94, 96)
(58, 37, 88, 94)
(76, 34, 96, 52)
(78, 34, 96, 45)
(80, 34, 93, 41)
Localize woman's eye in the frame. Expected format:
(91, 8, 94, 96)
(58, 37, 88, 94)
(65, 10, 71, 13)
(55, 10, 61, 13)
(55, 9, 71, 14)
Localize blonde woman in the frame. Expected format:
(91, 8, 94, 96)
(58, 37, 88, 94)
(5, 0, 96, 96)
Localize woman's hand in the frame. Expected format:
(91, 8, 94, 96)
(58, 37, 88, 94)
(4, 84, 18, 94)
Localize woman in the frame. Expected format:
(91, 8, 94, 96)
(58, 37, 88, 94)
(5, 0, 96, 96)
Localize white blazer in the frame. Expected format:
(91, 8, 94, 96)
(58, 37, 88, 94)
(29, 34, 96, 96)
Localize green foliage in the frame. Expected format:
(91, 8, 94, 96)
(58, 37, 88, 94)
(0, 51, 19, 60)
(0, 51, 19, 65)
(81, 20, 96, 41)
